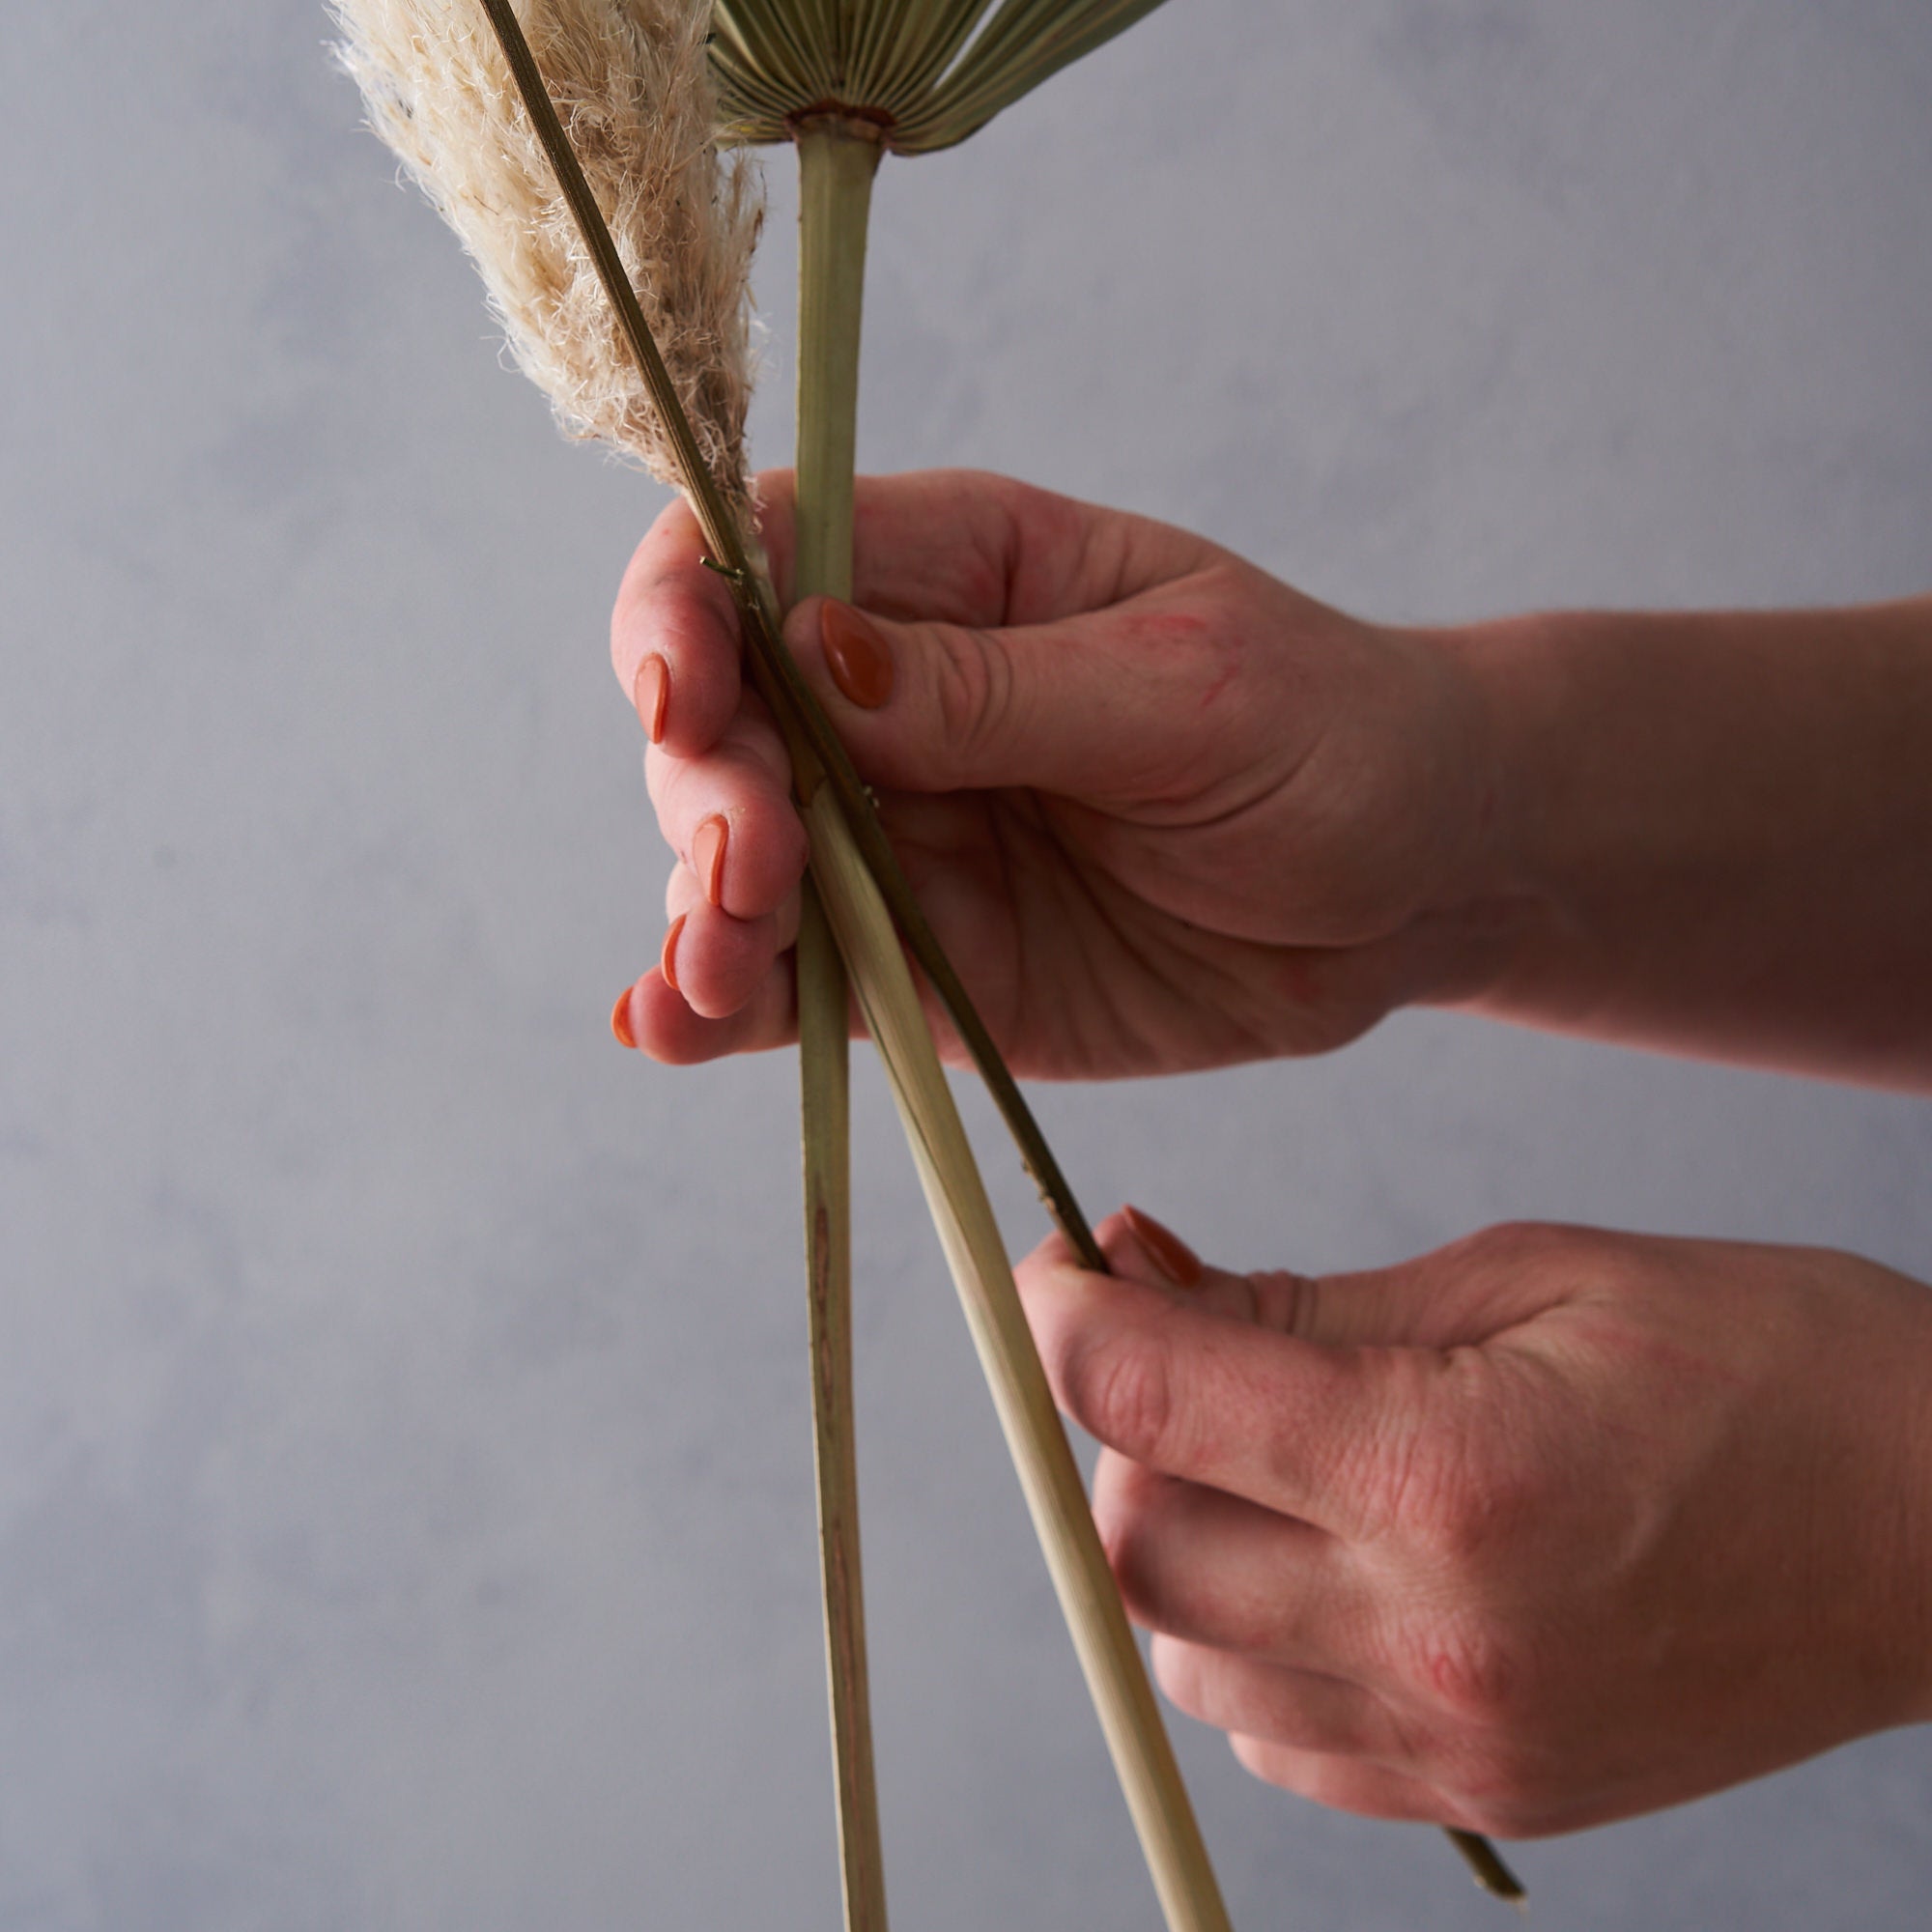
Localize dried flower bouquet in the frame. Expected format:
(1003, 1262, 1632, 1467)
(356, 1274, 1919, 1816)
(331, 2, 1520, 1920)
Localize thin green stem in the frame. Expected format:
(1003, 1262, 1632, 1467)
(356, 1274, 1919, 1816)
(798, 879, 884, 1932)
(795, 123, 882, 607)
(794, 114, 889, 1932)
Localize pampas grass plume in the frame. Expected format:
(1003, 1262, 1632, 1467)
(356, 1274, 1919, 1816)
(333, 0, 762, 520)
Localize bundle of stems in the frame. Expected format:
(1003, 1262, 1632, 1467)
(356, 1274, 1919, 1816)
(334, 0, 1521, 1918)
(732, 15, 1519, 1905)
(464, 11, 1232, 1926)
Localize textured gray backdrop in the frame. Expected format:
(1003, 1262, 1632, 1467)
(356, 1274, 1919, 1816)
(4, 2, 1931, 1927)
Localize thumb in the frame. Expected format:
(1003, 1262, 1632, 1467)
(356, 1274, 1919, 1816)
(1015, 1223, 1435, 1542)
(783, 592, 1203, 801)
(1021, 1212, 1583, 1543)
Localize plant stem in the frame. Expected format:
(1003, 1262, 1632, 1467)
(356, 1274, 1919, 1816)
(794, 114, 889, 1932)
(789, 123, 1232, 1932)
(803, 787, 1234, 1932)
(799, 878, 884, 1932)
(795, 120, 882, 605)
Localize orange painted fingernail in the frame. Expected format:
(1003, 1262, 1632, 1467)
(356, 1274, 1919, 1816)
(1123, 1205, 1205, 1287)
(635, 653, 669, 743)
(610, 985, 639, 1049)
(660, 913, 688, 995)
(693, 814, 728, 909)
(819, 600, 894, 710)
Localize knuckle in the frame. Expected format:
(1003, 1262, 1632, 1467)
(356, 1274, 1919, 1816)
(1374, 1626, 1565, 1835)
(1407, 1453, 1529, 1567)
(1368, 1359, 1532, 1564)
(1065, 1322, 1178, 1465)
(1403, 1611, 1521, 1728)
(929, 625, 1014, 774)
(1239, 1267, 1305, 1333)
(1445, 1219, 1570, 1281)
(1456, 1217, 1633, 1294)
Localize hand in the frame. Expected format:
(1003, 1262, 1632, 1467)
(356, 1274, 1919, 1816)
(1017, 1209, 1932, 1835)
(611, 469, 1510, 1078)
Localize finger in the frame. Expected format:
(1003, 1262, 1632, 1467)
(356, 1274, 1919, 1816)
(661, 869, 804, 1005)
(1228, 1735, 1456, 1827)
(778, 582, 1236, 805)
(842, 469, 1207, 629)
(1091, 1451, 1382, 1677)
(1017, 1232, 1459, 1541)
(1291, 1222, 1603, 1350)
(611, 495, 751, 758)
(647, 710, 808, 923)
(1102, 1207, 1574, 1354)
(1151, 1635, 1401, 1765)
(656, 878, 792, 1022)
(665, 867, 803, 954)
(619, 955, 798, 1065)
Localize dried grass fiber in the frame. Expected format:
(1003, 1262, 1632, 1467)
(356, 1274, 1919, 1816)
(333, 0, 762, 518)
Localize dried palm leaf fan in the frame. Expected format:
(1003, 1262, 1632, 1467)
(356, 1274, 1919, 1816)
(330, 1, 1521, 1919)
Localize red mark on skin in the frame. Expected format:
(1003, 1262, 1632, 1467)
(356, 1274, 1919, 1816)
(1105, 606, 1238, 712)
(1197, 653, 1239, 710)
(1409, 1608, 1521, 1720)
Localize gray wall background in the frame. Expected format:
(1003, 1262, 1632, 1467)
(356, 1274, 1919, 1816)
(4, 2, 1931, 1926)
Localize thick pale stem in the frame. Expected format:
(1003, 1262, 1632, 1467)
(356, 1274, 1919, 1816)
(793, 115, 888, 1932)
(804, 789, 1234, 1932)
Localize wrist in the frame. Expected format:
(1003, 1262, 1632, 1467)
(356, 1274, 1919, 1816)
(1413, 604, 1748, 1038)
(1412, 598, 1932, 1080)
(1381, 613, 1570, 1016)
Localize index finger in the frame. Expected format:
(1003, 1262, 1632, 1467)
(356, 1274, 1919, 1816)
(610, 492, 754, 759)
(844, 469, 1215, 630)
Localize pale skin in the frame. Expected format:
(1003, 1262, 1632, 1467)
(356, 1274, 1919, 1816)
(611, 468, 1932, 1837)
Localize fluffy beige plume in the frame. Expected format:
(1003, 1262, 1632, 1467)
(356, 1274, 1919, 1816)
(334, 0, 761, 517)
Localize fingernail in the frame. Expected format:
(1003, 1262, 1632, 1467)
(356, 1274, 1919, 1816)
(693, 814, 728, 909)
(820, 600, 894, 710)
(660, 913, 688, 995)
(610, 985, 639, 1050)
(1123, 1205, 1205, 1287)
(634, 653, 669, 743)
